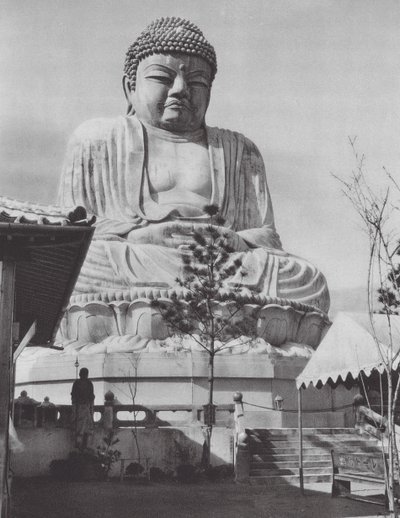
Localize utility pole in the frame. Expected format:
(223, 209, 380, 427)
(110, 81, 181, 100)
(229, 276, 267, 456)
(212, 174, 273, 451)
(0, 256, 16, 518)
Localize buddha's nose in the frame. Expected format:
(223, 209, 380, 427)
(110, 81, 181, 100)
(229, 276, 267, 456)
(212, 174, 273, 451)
(169, 75, 189, 99)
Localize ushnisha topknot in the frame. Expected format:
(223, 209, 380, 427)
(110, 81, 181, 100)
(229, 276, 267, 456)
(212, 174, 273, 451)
(124, 17, 217, 90)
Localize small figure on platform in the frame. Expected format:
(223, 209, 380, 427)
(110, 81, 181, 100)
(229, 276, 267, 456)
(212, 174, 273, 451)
(39, 396, 57, 426)
(14, 391, 40, 426)
(40, 396, 55, 407)
(71, 368, 95, 450)
(14, 390, 39, 406)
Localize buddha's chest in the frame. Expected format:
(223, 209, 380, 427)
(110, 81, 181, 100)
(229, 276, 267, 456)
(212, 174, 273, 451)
(146, 138, 212, 198)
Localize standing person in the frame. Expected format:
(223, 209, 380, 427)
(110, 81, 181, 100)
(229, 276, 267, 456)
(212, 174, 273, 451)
(71, 368, 95, 450)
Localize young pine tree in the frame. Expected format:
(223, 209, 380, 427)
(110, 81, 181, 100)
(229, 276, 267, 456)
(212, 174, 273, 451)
(152, 205, 260, 468)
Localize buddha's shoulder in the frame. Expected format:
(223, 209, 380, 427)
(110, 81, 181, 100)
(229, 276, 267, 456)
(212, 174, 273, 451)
(207, 126, 261, 155)
(71, 116, 138, 143)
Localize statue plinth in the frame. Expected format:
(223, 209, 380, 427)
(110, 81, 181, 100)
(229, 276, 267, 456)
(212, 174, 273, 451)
(57, 291, 330, 354)
(16, 348, 355, 431)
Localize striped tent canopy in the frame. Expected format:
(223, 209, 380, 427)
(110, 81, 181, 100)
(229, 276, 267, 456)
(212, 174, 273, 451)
(296, 312, 400, 389)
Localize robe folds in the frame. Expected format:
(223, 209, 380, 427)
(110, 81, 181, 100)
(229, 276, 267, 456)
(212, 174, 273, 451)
(58, 115, 329, 313)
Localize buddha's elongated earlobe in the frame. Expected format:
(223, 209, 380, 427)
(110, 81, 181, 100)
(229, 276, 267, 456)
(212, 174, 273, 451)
(122, 75, 135, 115)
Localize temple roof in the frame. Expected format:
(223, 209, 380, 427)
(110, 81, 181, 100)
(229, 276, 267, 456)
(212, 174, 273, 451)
(0, 200, 94, 347)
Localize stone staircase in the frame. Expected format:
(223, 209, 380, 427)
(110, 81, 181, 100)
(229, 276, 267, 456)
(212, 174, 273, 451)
(247, 428, 382, 486)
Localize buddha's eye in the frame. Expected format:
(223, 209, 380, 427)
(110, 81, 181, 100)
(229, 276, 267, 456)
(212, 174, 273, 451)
(145, 74, 173, 85)
(187, 75, 210, 89)
(188, 80, 209, 89)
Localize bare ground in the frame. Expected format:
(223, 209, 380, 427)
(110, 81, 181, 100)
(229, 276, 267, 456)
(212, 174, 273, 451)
(11, 478, 390, 518)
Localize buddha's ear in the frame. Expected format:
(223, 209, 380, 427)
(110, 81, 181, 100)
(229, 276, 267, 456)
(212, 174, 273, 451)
(122, 75, 135, 115)
(205, 91, 211, 112)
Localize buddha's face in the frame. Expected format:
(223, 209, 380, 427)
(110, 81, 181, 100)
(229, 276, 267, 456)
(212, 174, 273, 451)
(124, 53, 212, 132)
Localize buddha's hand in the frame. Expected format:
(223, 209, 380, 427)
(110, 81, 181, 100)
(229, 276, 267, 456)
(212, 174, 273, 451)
(126, 222, 249, 252)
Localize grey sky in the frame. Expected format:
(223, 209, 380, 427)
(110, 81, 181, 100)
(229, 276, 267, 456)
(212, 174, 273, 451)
(1, 0, 399, 297)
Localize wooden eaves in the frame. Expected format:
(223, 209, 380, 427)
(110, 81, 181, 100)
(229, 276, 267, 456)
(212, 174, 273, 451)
(0, 219, 94, 346)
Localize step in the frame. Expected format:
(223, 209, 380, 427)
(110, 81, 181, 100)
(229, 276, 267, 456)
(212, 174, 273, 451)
(244, 428, 382, 486)
(249, 440, 381, 449)
(248, 434, 366, 441)
(251, 438, 371, 444)
(249, 435, 379, 447)
(250, 447, 328, 456)
(250, 443, 324, 449)
(248, 434, 379, 444)
(247, 428, 358, 437)
(250, 466, 330, 477)
(251, 443, 379, 453)
(250, 427, 358, 435)
(248, 434, 378, 444)
(248, 473, 331, 486)
(251, 453, 331, 463)
(249, 445, 381, 455)
(250, 459, 330, 470)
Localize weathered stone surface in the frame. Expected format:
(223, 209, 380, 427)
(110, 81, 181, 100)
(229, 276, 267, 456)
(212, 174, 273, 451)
(56, 300, 329, 353)
(52, 20, 330, 355)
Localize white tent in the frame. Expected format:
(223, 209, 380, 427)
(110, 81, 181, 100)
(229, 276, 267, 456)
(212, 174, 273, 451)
(295, 312, 400, 494)
(296, 312, 400, 389)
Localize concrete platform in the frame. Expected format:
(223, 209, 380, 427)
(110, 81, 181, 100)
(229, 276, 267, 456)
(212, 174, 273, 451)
(15, 351, 357, 428)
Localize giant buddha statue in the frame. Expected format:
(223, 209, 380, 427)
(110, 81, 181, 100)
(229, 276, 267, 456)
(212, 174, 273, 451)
(34, 18, 330, 355)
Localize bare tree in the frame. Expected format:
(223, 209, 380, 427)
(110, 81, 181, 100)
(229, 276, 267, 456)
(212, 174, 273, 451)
(111, 353, 142, 470)
(152, 205, 261, 468)
(127, 353, 142, 466)
(334, 137, 400, 516)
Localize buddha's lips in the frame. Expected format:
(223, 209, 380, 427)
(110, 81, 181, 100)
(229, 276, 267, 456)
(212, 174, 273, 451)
(164, 99, 194, 112)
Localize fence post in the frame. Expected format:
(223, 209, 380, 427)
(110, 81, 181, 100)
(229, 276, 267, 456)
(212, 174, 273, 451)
(233, 392, 250, 482)
(103, 391, 116, 431)
(298, 388, 304, 494)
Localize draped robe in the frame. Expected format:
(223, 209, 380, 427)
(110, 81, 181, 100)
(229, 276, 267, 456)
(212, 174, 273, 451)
(58, 115, 329, 313)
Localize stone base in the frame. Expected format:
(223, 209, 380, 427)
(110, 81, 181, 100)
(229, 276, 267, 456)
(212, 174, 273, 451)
(15, 350, 356, 429)
(58, 299, 331, 350)
(12, 426, 233, 477)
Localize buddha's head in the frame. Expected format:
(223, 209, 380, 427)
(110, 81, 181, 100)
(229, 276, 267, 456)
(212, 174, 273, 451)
(123, 18, 217, 133)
